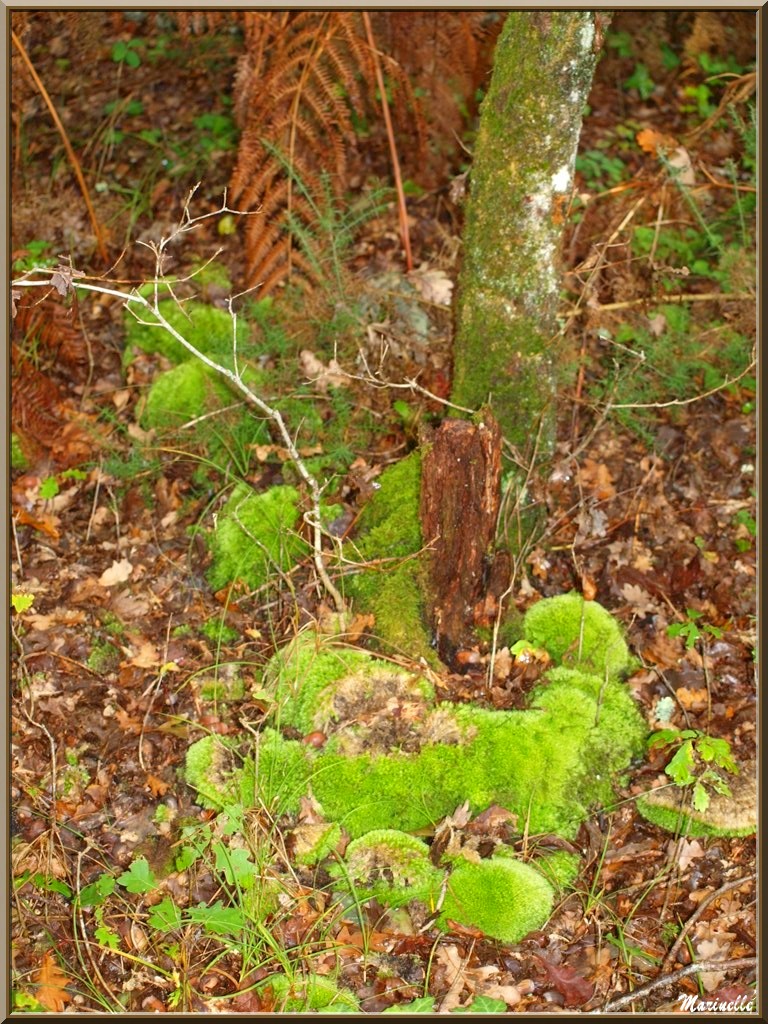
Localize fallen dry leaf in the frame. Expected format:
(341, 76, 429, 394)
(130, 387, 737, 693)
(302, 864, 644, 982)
(14, 508, 61, 540)
(695, 934, 735, 992)
(676, 686, 709, 710)
(577, 458, 616, 500)
(128, 639, 160, 669)
(409, 263, 454, 306)
(34, 951, 72, 1012)
(146, 774, 170, 798)
(99, 559, 133, 587)
(677, 837, 705, 871)
(621, 582, 657, 616)
(534, 954, 595, 1007)
(299, 350, 348, 392)
(636, 127, 678, 154)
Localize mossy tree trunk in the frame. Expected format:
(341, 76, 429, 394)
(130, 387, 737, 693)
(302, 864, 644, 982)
(452, 12, 602, 455)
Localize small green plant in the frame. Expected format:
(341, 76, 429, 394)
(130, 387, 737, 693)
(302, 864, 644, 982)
(193, 112, 238, 154)
(87, 639, 121, 675)
(111, 38, 142, 68)
(647, 729, 738, 814)
(13, 239, 56, 273)
(575, 147, 627, 190)
(666, 609, 723, 650)
(624, 63, 655, 100)
(732, 508, 756, 551)
(11, 592, 35, 614)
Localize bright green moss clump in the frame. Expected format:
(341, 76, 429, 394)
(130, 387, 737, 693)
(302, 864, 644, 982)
(523, 591, 636, 679)
(123, 298, 249, 367)
(142, 360, 232, 430)
(11, 433, 28, 471)
(185, 728, 308, 817)
(440, 857, 555, 944)
(257, 974, 360, 1013)
(207, 483, 307, 592)
(330, 830, 442, 907)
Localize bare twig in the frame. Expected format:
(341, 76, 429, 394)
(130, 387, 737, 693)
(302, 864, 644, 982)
(594, 957, 757, 1013)
(661, 872, 756, 973)
(13, 191, 344, 613)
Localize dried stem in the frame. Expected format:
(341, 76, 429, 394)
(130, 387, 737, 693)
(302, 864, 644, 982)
(11, 29, 109, 264)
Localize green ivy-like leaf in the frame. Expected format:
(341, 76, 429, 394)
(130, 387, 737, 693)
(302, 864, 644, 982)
(95, 924, 120, 950)
(39, 476, 60, 500)
(383, 997, 436, 1013)
(77, 873, 116, 907)
(187, 901, 245, 936)
(453, 995, 508, 1013)
(117, 857, 158, 894)
(148, 898, 183, 933)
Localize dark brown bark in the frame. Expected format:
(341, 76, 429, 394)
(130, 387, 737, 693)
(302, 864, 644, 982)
(420, 411, 504, 661)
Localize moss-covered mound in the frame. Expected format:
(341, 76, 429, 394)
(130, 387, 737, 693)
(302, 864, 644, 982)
(523, 591, 637, 679)
(439, 857, 555, 945)
(256, 974, 360, 1013)
(184, 594, 655, 942)
(187, 595, 647, 840)
(142, 359, 233, 431)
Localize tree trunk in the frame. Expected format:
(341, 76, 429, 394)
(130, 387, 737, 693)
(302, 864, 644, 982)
(452, 11, 601, 455)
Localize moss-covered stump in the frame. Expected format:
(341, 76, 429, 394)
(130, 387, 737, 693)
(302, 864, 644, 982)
(343, 451, 437, 664)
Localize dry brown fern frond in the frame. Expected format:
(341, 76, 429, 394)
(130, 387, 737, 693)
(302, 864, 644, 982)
(232, 11, 374, 294)
(13, 292, 90, 370)
(11, 343, 68, 446)
(370, 11, 497, 185)
(231, 10, 495, 296)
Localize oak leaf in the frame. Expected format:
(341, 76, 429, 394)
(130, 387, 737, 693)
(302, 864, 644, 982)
(34, 951, 72, 1012)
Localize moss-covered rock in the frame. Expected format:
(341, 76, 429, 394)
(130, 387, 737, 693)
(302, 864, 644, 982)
(439, 857, 555, 944)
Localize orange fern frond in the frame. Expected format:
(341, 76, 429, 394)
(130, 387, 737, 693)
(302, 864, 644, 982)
(231, 10, 495, 295)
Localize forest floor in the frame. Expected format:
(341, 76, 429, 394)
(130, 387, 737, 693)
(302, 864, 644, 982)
(10, 10, 757, 1015)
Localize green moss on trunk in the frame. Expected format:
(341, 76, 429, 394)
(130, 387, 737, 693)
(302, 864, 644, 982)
(452, 12, 599, 453)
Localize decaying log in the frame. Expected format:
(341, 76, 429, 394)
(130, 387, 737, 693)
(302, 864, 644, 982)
(420, 411, 504, 661)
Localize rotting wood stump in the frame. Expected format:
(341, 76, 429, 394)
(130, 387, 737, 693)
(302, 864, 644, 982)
(420, 411, 504, 662)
